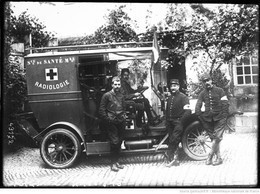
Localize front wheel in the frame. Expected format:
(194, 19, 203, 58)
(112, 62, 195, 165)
(40, 128, 82, 168)
(182, 121, 212, 160)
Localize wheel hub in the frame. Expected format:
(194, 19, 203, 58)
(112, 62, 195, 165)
(57, 145, 63, 151)
(197, 135, 206, 144)
(56, 144, 66, 152)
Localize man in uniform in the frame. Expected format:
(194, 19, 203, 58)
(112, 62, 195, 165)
(120, 68, 159, 126)
(99, 76, 126, 172)
(195, 74, 229, 166)
(165, 79, 191, 167)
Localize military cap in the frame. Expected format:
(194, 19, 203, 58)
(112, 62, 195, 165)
(200, 73, 212, 82)
(169, 79, 179, 85)
(121, 68, 130, 75)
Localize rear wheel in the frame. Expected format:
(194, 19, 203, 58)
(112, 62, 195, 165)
(182, 121, 212, 160)
(40, 128, 81, 168)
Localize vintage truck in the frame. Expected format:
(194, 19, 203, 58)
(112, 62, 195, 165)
(16, 40, 212, 168)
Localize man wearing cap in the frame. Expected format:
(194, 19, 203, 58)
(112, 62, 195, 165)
(99, 76, 126, 172)
(195, 74, 229, 166)
(165, 79, 191, 167)
(120, 68, 159, 126)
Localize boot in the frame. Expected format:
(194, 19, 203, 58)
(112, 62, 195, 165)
(213, 157, 223, 166)
(213, 148, 223, 166)
(165, 149, 180, 167)
(111, 163, 119, 172)
(164, 144, 175, 162)
(164, 151, 173, 167)
(116, 162, 124, 169)
(205, 153, 214, 165)
(206, 140, 218, 165)
(164, 151, 172, 162)
(110, 145, 120, 171)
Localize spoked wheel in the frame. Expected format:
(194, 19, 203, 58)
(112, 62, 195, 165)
(182, 121, 212, 160)
(40, 128, 81, 168)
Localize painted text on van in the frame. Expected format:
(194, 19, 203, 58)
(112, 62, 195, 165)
(27, 57, 75, 66)
(35, 80, 70, 90)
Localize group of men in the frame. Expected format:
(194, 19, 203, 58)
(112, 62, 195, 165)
(99, 68, 229, 171)
(99, 68, 159, 171)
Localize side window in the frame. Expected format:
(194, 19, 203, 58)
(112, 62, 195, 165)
(78, 55, 108, 90)
(78, 62, 106, 89)
(235, 55, 258, 85)
(78, 55, 117, 91)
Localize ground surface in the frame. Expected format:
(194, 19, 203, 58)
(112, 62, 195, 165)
(2, 132, 258, 187)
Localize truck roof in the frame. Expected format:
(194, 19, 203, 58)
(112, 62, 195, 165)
(25, 47, 154, 58)
(24, 41, 161, 58)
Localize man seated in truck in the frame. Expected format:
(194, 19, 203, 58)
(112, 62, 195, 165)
(120, 68, 160, 126)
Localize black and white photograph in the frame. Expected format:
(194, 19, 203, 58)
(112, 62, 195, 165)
(2, 2, 259, 189)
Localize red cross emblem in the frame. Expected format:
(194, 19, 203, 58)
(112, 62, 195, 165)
(45, 68, 58, 81)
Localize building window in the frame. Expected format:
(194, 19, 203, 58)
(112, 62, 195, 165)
(235, 55, 258, 85)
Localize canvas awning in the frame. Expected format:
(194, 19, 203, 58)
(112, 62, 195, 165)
(108, 51, 152, 61)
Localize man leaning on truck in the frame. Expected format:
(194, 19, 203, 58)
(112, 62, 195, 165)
(99, 76, 126, 172)
(165, 79, 191, 167)
(195, 74, 229, 166)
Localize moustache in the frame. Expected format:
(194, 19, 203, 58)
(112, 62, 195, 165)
(206, 84, 213, 89)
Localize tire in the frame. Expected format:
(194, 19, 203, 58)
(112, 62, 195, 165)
(40, 128, 82, 168)
(182, 121, 212, 160)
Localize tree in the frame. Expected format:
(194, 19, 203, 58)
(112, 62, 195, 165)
(91, 5, 138, 44)
(3, 2, 25, 149)
(3, 2, 55, 150)
(9, 10, 55, 48)
(149, 4, 258, 97)
(185, 4, 258, 97)
(185, 4, 258, 75)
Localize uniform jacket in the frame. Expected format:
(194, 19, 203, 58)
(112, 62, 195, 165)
(120, 79, 143, 100)
(195, 86, 229, 122)
(99, 90, 125, 122)
(166, 91, 190, 122)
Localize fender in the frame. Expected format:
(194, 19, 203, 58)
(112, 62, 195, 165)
(182, 113, 200, 129)
(185, 120, 200, 130)
(34, 121, 86, 151)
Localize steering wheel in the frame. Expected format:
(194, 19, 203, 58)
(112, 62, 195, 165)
(139, 86, 149, 94)
(134, 86, 149, 99)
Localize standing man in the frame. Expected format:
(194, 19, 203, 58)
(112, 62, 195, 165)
(195, 74, 229, 166)
(120, 68, 159, 126)
(99, 76, 126, 172)
(165, 79, 191, 167)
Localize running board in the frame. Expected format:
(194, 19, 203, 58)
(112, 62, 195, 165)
(85, 141, 168, 155)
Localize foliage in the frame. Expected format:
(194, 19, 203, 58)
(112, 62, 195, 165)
(89, 5, 148, 84)
(185, 4, 258, 74)
(150, 4, 259, 97)
(187, 69, 230, 98)
(3, 3, 54, 149)
(4, 55, 27, 116)
(3, 3, 25, 149)
(126, 59, 150, 86)
(91, 5, 138, 44)
(9, 10, 55, 48)
(158, 4, 259, 68)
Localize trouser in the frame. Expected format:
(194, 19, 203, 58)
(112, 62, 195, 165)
(166, 119, 184, 158)
(200, 117, 226, 158)
(106, 121, 126, 164)
(200, 117, 226, 141)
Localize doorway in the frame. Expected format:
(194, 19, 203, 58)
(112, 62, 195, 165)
(167, 56, 187, 94)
